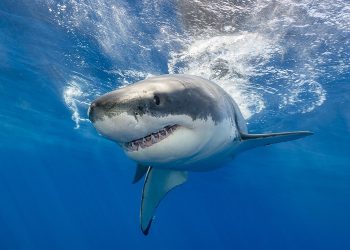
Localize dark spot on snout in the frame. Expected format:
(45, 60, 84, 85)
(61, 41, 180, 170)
(137, 105, 144, 113)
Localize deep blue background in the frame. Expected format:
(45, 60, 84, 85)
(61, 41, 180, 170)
(1, 1, 350, 250)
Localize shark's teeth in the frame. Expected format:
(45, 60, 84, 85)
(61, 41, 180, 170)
(124, 125, 179, 152)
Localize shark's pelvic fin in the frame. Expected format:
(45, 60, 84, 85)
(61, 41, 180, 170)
(133, 164, 149, 184)
(140, 167, 188, 235)
(240, 131, 313, 150)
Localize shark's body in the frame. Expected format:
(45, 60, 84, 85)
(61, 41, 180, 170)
(88, 74, 312, 235)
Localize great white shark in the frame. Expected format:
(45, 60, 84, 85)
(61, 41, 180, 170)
(88, 74, 312, 235)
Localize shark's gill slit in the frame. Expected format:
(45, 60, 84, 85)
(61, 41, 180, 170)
(124, 124, 179, 151)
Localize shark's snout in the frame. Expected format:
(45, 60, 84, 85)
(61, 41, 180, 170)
(88, 96, 116, 123)
(88, 94, 142, 143)
(88, 102, 96, 122)
(88, 100, 106, 123)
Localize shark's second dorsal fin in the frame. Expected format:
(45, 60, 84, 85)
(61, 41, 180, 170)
(240, 131, 313, 150)
(140, 168, 188, 235)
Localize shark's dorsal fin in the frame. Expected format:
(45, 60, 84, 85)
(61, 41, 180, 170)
(133, 164, 149, 184)
(140, 168, 188, 235)
(240, 131, 313, 150)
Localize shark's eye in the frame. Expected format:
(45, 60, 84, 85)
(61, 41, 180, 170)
(153, 94, 160, 105)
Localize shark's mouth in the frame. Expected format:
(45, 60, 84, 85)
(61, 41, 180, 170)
(124, 125, 179, 152)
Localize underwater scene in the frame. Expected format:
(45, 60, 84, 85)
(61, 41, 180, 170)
(0, 0, 350, 249)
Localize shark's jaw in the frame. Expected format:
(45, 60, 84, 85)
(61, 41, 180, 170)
(122, 124, 180, 152)
(91, 112, 236, 168)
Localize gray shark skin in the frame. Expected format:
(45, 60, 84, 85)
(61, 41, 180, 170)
(89, 74, 237, 124)
(88, 74, 312, 235)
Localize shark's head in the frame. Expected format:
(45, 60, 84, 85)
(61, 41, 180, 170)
(88, 75, 236, 167)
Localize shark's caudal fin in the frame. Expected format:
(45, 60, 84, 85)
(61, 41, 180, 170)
(240, 131, 313, 150)
(140, 168, 188, 235)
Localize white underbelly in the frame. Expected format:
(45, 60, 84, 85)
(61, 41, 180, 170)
(158, 141, 241, 171)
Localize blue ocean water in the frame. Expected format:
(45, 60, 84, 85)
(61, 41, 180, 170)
(1, 0, 350, 249)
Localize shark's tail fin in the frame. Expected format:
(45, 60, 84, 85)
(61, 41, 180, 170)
(240, 131, 313, 151)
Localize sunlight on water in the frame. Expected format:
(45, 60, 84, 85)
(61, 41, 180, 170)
(2, 1, 350, 247)
(63, 77, 90, 128)
(45, 0, 350, 127)
(168, 32, 277, 119)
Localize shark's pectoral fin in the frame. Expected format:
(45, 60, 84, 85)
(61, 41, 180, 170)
(240, 131, 313, 150)
(140, 168, 188, 235)
(133, 164, 149, 184)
